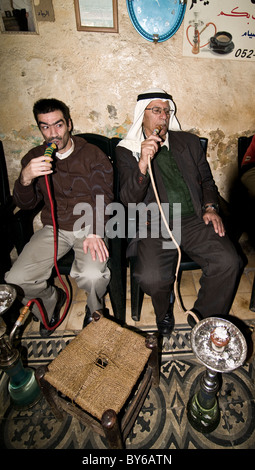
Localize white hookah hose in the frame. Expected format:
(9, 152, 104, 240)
(147, 133, 192, 317)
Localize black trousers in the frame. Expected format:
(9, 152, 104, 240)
(133, 215, 243, 323)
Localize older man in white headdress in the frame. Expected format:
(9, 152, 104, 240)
(116, 88, 242, 336)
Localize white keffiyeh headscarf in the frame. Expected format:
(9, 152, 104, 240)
(117, 88, 181, 160)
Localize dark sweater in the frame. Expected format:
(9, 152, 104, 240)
(13, 136, 114, 235)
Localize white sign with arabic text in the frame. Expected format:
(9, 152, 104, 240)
(183, 0, 255, 61)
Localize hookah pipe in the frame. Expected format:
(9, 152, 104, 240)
(0, 144, 70, 410)
(186, 21, 216, 54)
(14, 143, 70, 333)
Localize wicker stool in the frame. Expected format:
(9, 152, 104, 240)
(35, 312, 159, 449)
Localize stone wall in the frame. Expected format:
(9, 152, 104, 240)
(1, 0, 255, 200)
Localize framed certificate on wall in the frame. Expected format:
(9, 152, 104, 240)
(74, 0, 118, 33)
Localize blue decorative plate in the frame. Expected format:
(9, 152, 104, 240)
(126, 0, 186, 43)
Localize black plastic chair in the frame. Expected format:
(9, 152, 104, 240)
(237, 135, 255, 312)
(0, 141, 31, 282)
(229, 135, 254, 242)
(0, 141, 15, 282)
(0, 140, 12, 207)
(129, 138, 208, 321)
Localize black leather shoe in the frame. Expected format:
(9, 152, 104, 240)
(187, 309, 202, 329)
(83, 305, 110, 328)
(157, 310, 175, 337)
(40, 288, 66, 338)
(83, 305, 93, 328)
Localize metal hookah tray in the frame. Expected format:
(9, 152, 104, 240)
(190, 317, 247, 373)
(0, 284, 17, 315)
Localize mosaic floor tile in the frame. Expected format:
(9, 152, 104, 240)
(0, 325, 254, 451)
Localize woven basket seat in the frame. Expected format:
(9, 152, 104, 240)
(36, 313, 159, 448)
(44, 316, 151, 420)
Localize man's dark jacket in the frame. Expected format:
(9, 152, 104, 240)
(116, 130, 220, 253)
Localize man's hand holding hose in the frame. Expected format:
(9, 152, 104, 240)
(20, 143, 56, 186)
(139, 126, 162, 175)
(20, 155, 54, 186)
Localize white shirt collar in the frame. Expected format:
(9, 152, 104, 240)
(161, 132, 169, 150)
(56, 138, 74, 160)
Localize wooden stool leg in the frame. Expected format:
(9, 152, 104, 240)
(35, 365, 64, 421)
(146, 334, 160, 387)
(101, 409, 123, 449)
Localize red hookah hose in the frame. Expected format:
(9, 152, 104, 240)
(24, 145, 70, 330)
(186, 22, 216, 48)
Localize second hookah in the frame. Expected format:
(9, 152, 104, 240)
(187, 317, 247, 433)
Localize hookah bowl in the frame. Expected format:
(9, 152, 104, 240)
(0, 284, 41, 409)
(187, 317, 247, 433)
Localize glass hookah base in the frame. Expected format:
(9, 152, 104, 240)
(187, 392, 220, 434)
(8, 368, 42, 410)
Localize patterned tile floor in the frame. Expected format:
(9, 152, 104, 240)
(0, 242, 255, 453)
(1, 326, 255, 451)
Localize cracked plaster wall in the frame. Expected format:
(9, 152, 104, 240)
(1, 0, 255, 202)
